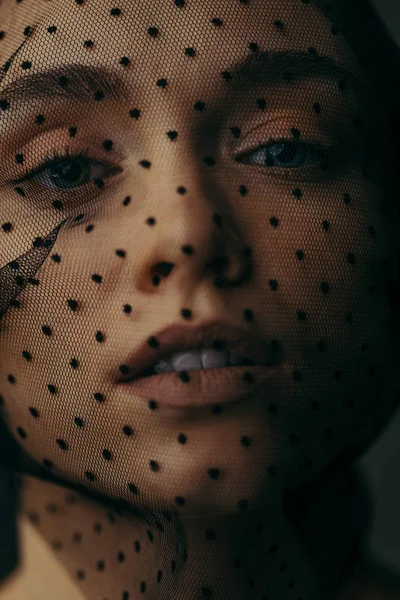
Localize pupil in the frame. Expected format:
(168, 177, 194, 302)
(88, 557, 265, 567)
(266, 142, 300, 167)
(276, 142, 297, 163)
(51, 160, 84, 187)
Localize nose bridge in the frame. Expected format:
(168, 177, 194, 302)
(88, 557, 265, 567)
(142, 118, 221, 238)
(147, 162, 222, 260)
(132, 155, 250, 291)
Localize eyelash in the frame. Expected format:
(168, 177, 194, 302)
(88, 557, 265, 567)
(11, 146, 118, 190)
(13, 147, 89, 183)
(12, 137, 336, 192)
(235, 137, 335, 171)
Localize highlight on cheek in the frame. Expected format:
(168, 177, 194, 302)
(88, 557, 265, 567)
(0, 0, 399, 600)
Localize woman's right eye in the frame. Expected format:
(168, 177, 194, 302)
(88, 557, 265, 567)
(12, 151, 122, 192)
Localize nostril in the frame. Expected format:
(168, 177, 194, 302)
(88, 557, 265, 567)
(153, 262, 174, 277)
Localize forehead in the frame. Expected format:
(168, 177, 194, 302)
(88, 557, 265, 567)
(0, 0, 363, 91)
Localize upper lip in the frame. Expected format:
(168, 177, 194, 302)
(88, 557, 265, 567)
(117, 319, 282, 382)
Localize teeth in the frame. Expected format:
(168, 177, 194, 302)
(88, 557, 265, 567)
(153, 349, 250, 374)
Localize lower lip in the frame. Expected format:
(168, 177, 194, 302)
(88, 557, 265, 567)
(117, 364, 282, 408)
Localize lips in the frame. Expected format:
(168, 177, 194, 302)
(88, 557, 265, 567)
(117, 319, 282, 383)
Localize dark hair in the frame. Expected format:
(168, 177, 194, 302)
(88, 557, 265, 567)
(316, 0, 400, 117)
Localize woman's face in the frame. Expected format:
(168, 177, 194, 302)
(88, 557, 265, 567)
(0, 0, 397, 515)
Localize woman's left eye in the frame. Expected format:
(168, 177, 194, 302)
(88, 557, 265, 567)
(235, 140, 328, 169)
(16, 155, 120, 191)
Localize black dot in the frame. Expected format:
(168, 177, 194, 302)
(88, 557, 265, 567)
(29, 407, 39, 418)
(67, 299, 78, 311)
(208, 468, 219, 480)
(139, 159, 151, 168)
(42, 325, 52, 337)
(274, 19, 284, 30)
(17, 427, 26, 439)
(56, 439, 68, 450)
(103, 139, 113, 151)
(205, 529, 216, 540)
(166, 128, 179, 143)
(102, 449, 112, 460)
(93, 521, 102, 533)
(59, 76, 69, 88)
(27, 512, 40, 525)
(123, 425, 133, 436)
(203, 155, 215, 166)
(128, 483, 138, 495)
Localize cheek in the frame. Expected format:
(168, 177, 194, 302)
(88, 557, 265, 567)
(0, 193, 396, 517)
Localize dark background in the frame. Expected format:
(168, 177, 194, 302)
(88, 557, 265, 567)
(356, 0, 400, 575)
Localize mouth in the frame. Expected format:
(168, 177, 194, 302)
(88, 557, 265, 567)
(135, 354, 262, 379)
(118, 361, 283, 408)
(117, 320, 282, 384)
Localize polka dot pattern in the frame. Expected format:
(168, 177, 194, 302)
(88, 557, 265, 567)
(0, 0, 399, 599)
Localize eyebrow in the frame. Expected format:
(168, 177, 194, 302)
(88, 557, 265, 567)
(0, 63, 131, 104)
(0, 50, 366, 107)
(227, 49, 366, 100)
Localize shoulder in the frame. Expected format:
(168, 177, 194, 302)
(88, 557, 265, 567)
(0, 515, 86, 600)
(338, 552, 400, 600)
